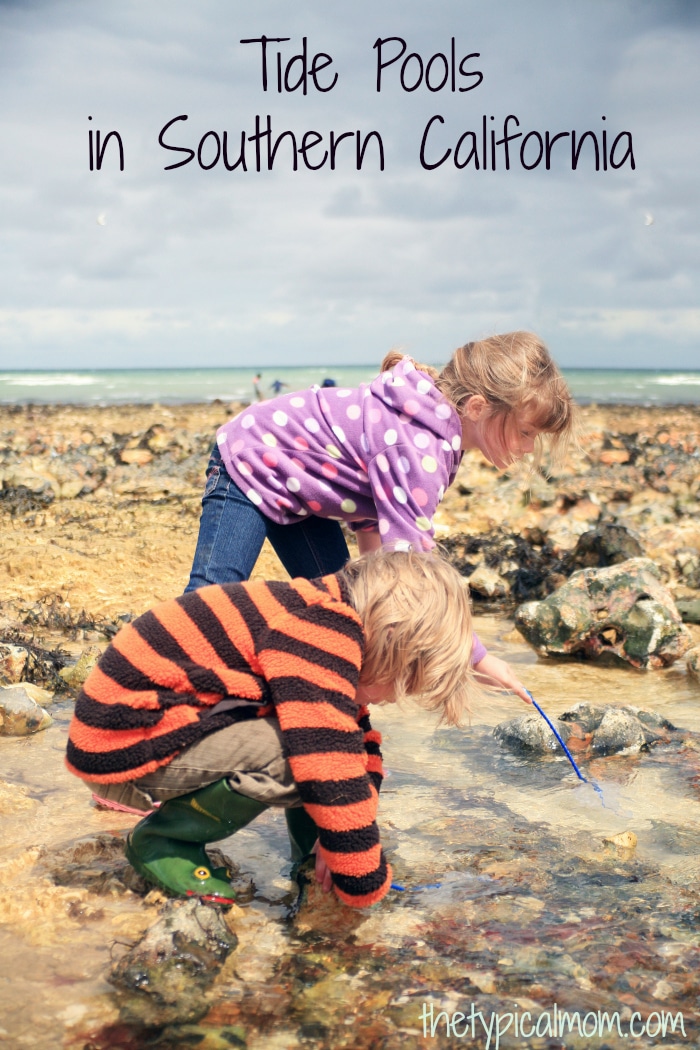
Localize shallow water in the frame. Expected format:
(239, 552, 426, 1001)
(1, 615, 699, 1048)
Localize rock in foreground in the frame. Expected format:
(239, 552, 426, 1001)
(109, 898, 238, 1027)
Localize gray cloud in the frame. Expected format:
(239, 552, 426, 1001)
(0, 0, 698, 368)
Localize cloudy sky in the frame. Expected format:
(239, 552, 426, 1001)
(1, 0, 698, 369)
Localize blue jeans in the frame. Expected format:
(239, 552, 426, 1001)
(185, 445, 350, 591)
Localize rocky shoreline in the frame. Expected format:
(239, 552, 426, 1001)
(2, 400, 700, 1048)
(1, 400, 699, 699)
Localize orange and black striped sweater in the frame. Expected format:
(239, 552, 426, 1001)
(66, 573, 391, 907)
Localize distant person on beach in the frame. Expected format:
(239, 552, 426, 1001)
(270, 378, 289, 395)
(66, 550, 477, 907)
(321, 378, 336, 387)
(185, 332, 577, 701)
(252, 373, 263, 401)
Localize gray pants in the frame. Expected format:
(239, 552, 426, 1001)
(85, 717, 303, 813)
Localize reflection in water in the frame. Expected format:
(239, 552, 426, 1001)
(1, 615, 699, 1047)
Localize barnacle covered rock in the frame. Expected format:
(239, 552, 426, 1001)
(514, 557, 691, 668)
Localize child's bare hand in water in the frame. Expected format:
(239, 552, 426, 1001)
(312, 839, 333, 893)
(472, 653, 532, 704)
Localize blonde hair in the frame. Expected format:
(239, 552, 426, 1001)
(382, 332, 577, 463)
(341, 549, 477, 727)
(381, 348, 439, 382)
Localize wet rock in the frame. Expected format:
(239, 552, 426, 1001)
(442, 528, 566, 608)
(677, 599, 700, 624)
(10, 680, 54, 705)
(496, 702, 677, 758)
(0, 643, 29, 683)
(494, 711, 574, 755)
(564, 702, 677, 752)
(290, 856, 365, 937)
(109, 899, 238, 1027)
(676, 548, 700, 589)
(557, 701, 605, 733)
(604, 831, 637, 850)
(514, 557, 692, 668)
(0, 631, 68, 690)
(0, 778, 38, 815)
(563, 523, 645, 572)
(38, 833, 138, 896)
(0, 684, 53, 735)
(592, 707, 648, 753)
(687, 648, 700, 683)
(467, 563, 510, 599)
(151, 1023, 248, 1049)
(58, 645, 102, 689)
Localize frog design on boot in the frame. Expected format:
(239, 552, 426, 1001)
(125, 778, 268, 903)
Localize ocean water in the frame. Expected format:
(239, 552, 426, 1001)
(1, 366, 700, 406)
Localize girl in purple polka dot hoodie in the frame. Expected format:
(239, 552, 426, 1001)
(186, 332, 576, 703)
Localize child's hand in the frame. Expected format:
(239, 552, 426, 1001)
(472, 653, 532, 704)
(312, 839, 333, 893)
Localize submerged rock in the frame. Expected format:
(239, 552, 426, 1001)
(146, 1023, 248, 1048)
(0, 778, 38, 815)
(0, 683, 53, 735)
(604, 830, 638, 850)
(38, 832, 138, 896)
(109, 898, 238, 1027)
(495, 702, 677, 757)
(289, 855, 367, 938)
(514, 557, 692, 668)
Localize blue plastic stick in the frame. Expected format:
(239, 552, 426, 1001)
(526, 691, 587, 782)
(526, 691, 606, 805)
(391, 881, 442, 892)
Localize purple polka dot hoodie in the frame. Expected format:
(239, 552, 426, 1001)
(216, 357, 488, 665)
(217, 356, 463, 553)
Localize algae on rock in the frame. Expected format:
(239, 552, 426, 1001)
(514, 557, 692, 668)
(109, 898, 238, 1027)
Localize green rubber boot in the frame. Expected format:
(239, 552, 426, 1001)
(286, 806, 319, 869)
(125, 779, 268, 903)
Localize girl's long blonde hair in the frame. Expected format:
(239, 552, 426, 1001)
(341, 549, 477, 727)
(381, 331, 577, 462)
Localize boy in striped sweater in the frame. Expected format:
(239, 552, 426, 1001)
(66, 550, 476, 909)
